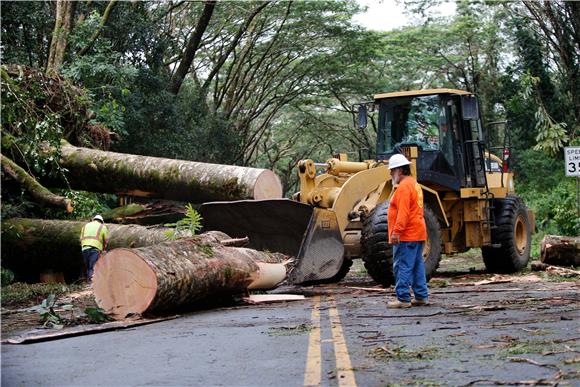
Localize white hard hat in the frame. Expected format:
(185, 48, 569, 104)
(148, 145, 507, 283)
(93, 215, 104, 222)
(388, 154, 411, 169)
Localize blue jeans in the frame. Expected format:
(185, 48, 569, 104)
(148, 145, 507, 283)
(393, 241, 429, 302)
(82, 248, 100, 280)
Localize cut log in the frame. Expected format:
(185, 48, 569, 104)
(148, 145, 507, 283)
(1, 154, 73, 213)
(92, 238, 287, 318)
(540, 235, 580, 267)
(1, 218, 173, 282)
(56, 142, 282, 202)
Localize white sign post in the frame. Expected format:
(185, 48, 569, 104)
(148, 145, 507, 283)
(564, 147, 580, 222)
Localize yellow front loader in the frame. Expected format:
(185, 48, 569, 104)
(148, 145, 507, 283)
(201, 89, 534, 286)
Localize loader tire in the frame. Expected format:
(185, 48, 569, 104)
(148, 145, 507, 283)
(361, 201, 394, 287)
(482, 196, 531, 273)
(423, 206, 443, 280)
(361, 202, 442, 287)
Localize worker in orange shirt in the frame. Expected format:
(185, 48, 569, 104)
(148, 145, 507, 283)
(386, 154, 429, 308)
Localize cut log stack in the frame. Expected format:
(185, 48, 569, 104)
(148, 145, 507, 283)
(540, 235, 580, 267)
(93, 237, 288, 319)
(3, 144, 292, 315)
(3, 143, 284, 281)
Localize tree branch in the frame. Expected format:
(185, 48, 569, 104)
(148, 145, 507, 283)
(78, 0, 119, 56)
(1, 154, 73, 213)
(168, 1, 216, 95)
(201, 1, 271, 93)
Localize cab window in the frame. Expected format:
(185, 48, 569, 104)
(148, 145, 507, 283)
(378, 95, 443, 152)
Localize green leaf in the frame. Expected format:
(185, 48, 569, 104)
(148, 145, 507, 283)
(84, 306, 114, 323)
(170, 204, 203, 239)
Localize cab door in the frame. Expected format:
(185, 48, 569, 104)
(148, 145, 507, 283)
(457, 95, 486, 188)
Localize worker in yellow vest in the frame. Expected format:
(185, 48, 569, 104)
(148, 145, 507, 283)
(80, 215, 109, 280)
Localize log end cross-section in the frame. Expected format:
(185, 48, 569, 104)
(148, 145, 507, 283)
(93, 249, 158, 318)
(253, 170, 283, 199)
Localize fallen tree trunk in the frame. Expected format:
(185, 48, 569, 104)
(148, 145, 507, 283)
(1, 218, 235, 282)
(1, 218, 172, 282)
(540, 235, 580, 267)
(93, 238, 287, 318)
(56, 142, 282, 202)
(1, 154, 73, 213)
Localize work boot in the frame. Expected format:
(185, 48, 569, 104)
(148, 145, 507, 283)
(411, 298, 429, 306)
(387, 299, 411, 309)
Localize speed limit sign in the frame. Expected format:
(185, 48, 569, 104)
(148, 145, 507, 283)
(565, 147, 580, 177)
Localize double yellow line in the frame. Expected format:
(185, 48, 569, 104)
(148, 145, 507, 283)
(304, 294, 357, 387)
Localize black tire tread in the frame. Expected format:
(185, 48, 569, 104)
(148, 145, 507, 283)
(482, 195, 531, 273)
(423, 207, 442, 279)
(361, 202, 394, 287)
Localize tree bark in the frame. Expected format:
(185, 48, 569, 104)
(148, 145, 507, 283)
(1, 154, 73, 213)
(540, 235, 580, 267)
(56, 142, 282, 202)
(1, 218, 173, 282)
(46, 0, 76, 76)
(93, 237, 287, 319)
(168, 1, 216, 95)
(101, 201, 186, 225)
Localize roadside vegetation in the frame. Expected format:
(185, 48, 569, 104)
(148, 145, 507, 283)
(0, 282, 81, 308)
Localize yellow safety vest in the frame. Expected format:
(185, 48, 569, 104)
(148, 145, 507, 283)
(80, 221, 109, 251)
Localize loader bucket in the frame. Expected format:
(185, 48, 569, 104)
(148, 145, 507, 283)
(199, 199, 344, 284)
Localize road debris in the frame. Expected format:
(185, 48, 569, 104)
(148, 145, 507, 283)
(3, 315, 178, 344)
(243, 294, 306, 304)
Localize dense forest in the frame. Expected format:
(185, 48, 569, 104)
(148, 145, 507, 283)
(1, 0, 578, 239)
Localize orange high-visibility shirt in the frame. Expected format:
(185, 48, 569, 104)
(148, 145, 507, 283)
(388, 176, 427, 242)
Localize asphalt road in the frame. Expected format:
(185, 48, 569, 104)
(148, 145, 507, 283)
(2, 263, 579, 386)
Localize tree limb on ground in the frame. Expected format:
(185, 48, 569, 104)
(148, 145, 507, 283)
(531, 261, 580, 277)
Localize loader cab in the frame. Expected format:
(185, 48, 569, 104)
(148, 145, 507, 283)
(372, 89, 486, 191)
